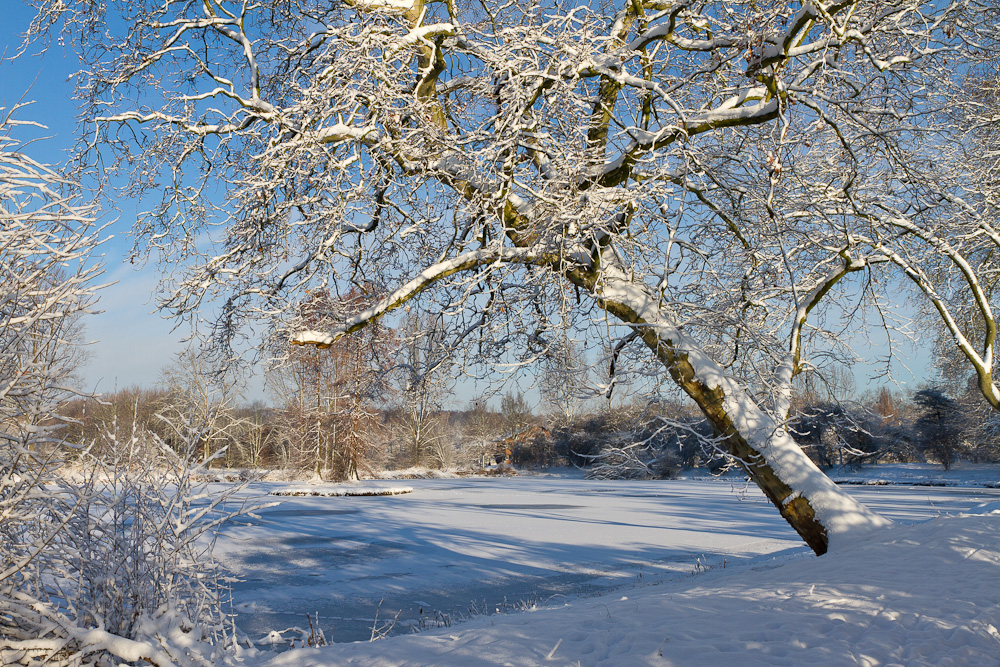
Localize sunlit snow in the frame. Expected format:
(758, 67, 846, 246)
(215, 469, 1000, 665)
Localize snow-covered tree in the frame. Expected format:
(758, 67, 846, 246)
(500, 390, 534, 437)
(233, 401, 276, 468)
(461, 398, 504, 468)
(540, 337, 595, 423)
(913, 388, 969, 470)
(0, 106, 251, 666)
(28, 0, 1000, 554)
(1, 104, 103, 656)
(396, 312, 452, 467)
(159, 348, 246, 464)
(873, 387, 899, 426)
(272, 287, 394, 478)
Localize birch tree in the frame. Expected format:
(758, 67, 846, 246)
(29, 0, 1000, 554)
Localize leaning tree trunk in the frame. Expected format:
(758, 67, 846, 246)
(294, 255, 894, 555)
(589, 271, 892, 556)
(654, 341, 838, 555)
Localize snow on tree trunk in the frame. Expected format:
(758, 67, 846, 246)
(591, 268, 890, 555)
(654, 341, 887, 555)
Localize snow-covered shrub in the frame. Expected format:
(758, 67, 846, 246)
(562, 409, 719, 479)
(2, 409, 251, 667)
(582, 424, 683, 480)
(585, 441, 676, 480)
(551, 414, 620, 467)
(0, 133, 251, 664)
(508, 427, 562, 469)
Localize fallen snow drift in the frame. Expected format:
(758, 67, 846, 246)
(270, 486, 413, 497)
(250, 506, 1000, 666)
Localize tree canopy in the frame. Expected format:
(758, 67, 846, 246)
(24, 0, 1000, 553)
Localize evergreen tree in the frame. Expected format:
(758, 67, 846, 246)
(913, 389, 968, 471)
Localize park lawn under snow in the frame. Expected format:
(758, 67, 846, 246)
(218, 471, 1000, 666)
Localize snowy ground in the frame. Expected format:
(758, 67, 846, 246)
(252, 505, 1000, 667)
(217, 470, 1000, 665)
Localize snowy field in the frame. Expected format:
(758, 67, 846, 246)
(218, 471, 1000, 665)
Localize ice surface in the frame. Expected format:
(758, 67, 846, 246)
(216, 473, 1000, 663)
(826, 462, 1000, 489)
(281, 509, 1000, 666)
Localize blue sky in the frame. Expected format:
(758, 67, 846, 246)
(2, 4, 192, 393)
(0, 2, 932, 403)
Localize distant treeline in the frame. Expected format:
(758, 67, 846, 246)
(58, 382, 1000, 480)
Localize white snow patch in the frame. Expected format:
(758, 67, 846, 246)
(290, 330, 335, 347)
(270, 486, 413, 497)
(963, 501, 1000, 516)
(350, 0, 416, 12)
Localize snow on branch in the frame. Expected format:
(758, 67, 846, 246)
(344, 0, 419, 14)
(291, 246, 549, 347)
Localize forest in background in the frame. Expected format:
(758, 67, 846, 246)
(59, 352, 1000, 482)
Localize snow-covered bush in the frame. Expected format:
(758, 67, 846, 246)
(2, 409, 252, 667)
(789, 403, 883, 469)
(553, 407, 722, 480)
(0, 107, 102, 664)
(584, 440, 678, 480)
(0, 111, 247, 666)
(578, 417, 687, 480)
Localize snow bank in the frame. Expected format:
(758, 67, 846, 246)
(270, 486, 413, 497)
(248, 510, 1000, 666)
(829, 463, 1000, 489)
(963, 500, 1000, 515)
(372, 467, 463, 480)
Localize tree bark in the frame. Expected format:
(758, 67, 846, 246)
(648, 335, 831, 554)
(588, 271, 890, 555)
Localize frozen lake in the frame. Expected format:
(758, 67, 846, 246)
(215, 474, 1000, 644)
